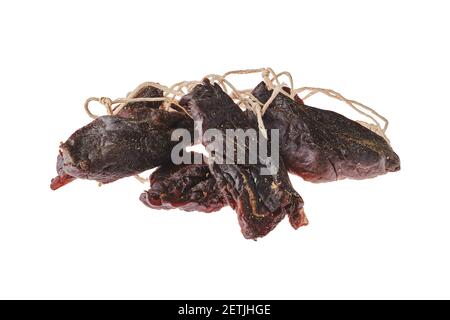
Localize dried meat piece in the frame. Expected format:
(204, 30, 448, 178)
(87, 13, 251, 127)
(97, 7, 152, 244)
(116, 84, 164, 120)
(140, 153, 226, 213)
(252, 82, 401, 182)
(50, 110, 193, 189)
(117, 83, 186, 120)
(141, 154, 306, 231)
(180, 80, 307, 239)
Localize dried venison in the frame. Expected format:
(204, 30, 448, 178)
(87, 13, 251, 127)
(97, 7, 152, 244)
(140, 153, 227, 213)
(180, 80, 307, 239)
(115, 83, 165, 120)
(50, 110, 193, 189)
(252, 82, 401, 182)
(51, 69, 401, 240)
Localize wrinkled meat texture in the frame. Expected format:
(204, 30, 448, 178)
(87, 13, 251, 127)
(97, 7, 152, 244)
(252, 82, 401, 182)
(51, 109, 193, 189)
(140, 153, 226, 213)
(115, 84, 164, 119)
(180, 79, 307, 239)
(117, 83, 185, 120)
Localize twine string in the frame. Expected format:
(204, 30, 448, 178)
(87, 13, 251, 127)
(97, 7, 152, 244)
(83, 68, 392, 184)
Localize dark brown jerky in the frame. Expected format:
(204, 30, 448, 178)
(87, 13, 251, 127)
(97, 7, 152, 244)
(140, 153, 307, 229)
(115, 84, 164, 120)
(140, 153, 227, 213)
(50, 110, 193, 189)
(180, 80, 307, 239)
(252, 82, 401, 182)
(117, 83, 186, 120)
(124, 84, 163, 107)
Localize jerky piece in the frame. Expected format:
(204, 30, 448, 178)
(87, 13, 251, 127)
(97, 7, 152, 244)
(50, 110, 193, 189)
(180, 80, 307, 239)
(140, 153, 226, 213)
(117, 83, 186, 120)
(120, 107, 193, 128)
(252, 82, 401, 182)
(141, 154, 305, 229)
(116, 84, 164, 120)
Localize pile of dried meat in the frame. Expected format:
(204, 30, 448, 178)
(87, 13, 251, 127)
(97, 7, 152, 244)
(51, 68, 400, 240)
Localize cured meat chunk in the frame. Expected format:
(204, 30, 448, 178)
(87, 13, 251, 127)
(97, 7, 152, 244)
(116, 84, 164, 120)
(140, 153, 226, 213)
(50, 110, 193, 189)
(252, 82, 401, 182)
(180, 80, 307, 239)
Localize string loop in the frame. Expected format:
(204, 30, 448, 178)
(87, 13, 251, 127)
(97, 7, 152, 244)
(83, 68, 392, 180)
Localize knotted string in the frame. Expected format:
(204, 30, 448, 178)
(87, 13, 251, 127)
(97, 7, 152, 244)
(83, 68, 392, 183)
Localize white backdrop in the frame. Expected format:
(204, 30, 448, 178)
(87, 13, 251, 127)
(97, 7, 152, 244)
(0, 0, 449, 299)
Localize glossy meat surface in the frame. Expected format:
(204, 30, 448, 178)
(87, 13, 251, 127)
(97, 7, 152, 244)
(252, 82, 401, 182)
(180, 80, 307, 239)
(140, 153, 226, 213)
(51, 109, 193, 189)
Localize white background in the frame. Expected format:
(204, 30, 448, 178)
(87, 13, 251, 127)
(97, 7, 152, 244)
(0, 0, 449, 299)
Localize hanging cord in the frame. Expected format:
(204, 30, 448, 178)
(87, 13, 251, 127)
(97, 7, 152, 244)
(84, 82, 192, 184)
(294, 87, 390, 142)
(205, 68, 296, 139)
(82, 68, 392, 184)
(253, 69, 391, 143)
(84, 82, 192, 120)
(83, 68, 390, 136)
